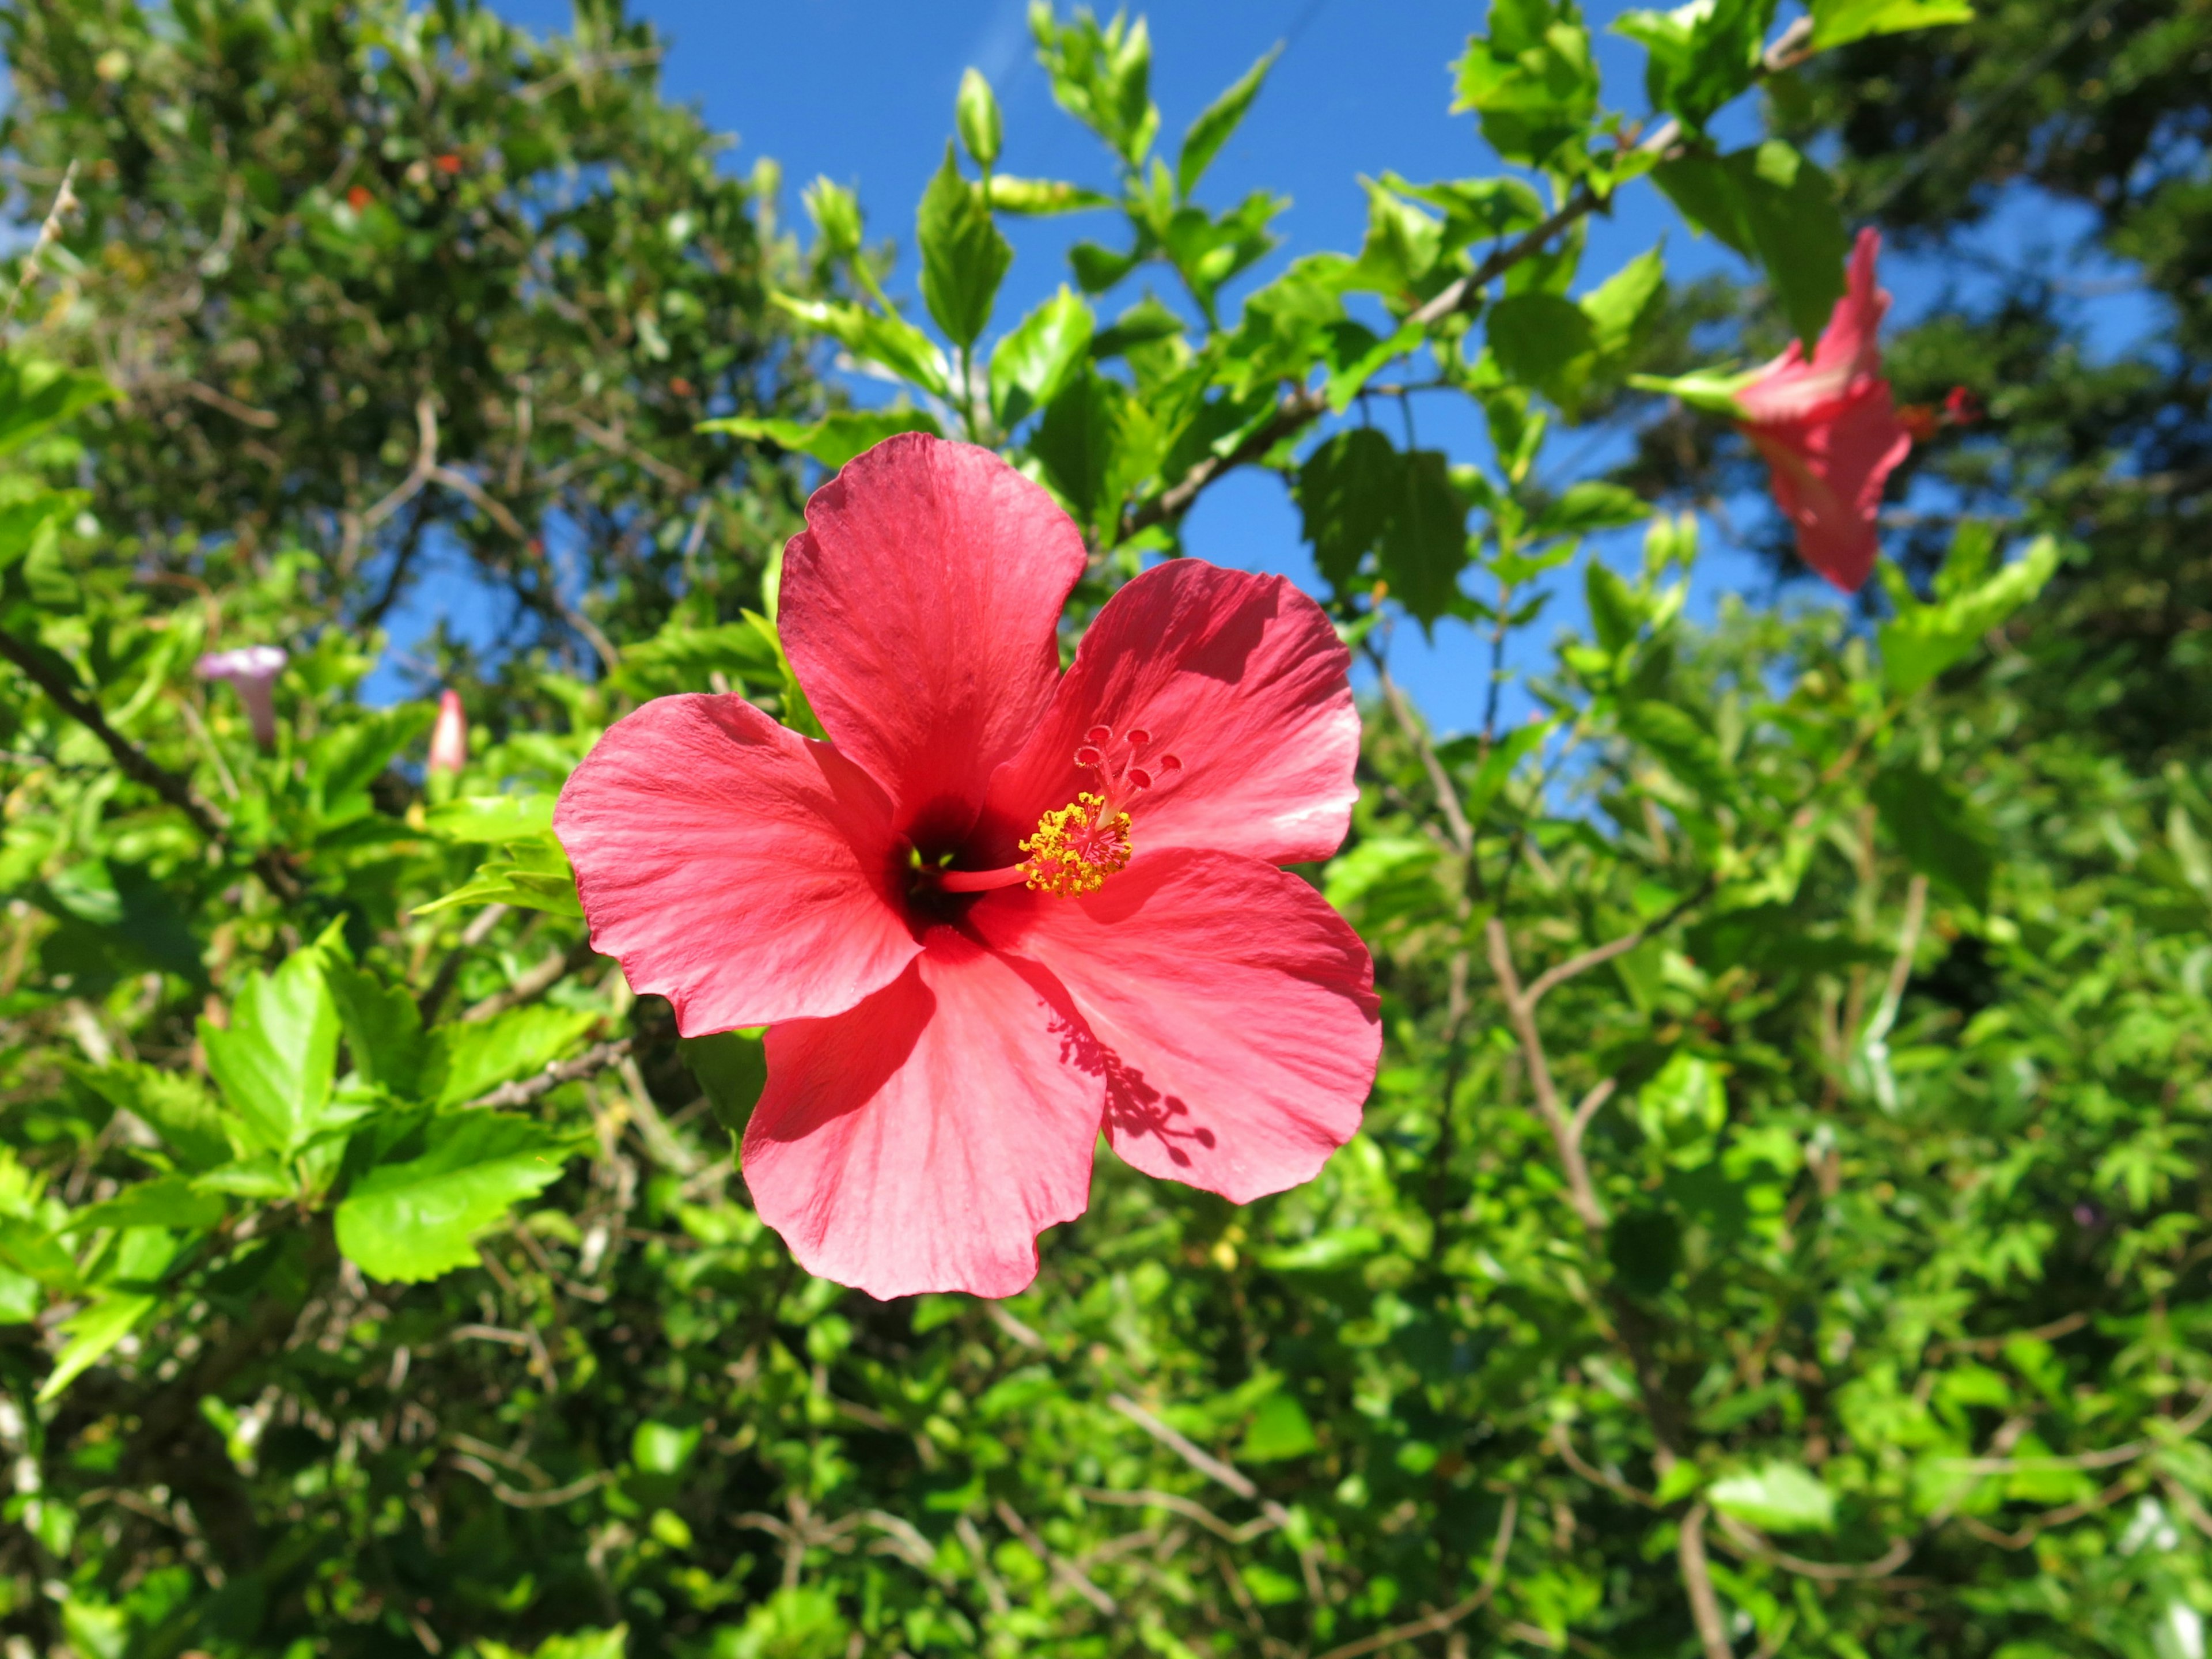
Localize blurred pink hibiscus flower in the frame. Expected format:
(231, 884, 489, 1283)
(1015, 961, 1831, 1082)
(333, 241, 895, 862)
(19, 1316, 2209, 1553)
(555, 434, 1380, 1298)
(1737, 228, 1912, 593)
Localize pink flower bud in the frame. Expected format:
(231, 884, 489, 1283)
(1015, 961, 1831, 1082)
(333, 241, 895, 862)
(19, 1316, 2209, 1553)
(429, 689, 468, 775)
(195, 645, 287, 750)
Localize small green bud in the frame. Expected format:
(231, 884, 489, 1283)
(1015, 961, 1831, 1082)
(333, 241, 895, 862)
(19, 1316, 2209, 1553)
(956, 69, 1002, 169)
(802, 176, 862, 258)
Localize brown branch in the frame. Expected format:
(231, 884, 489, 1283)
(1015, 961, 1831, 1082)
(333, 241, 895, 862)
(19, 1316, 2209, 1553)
(1108, 1393, 1258, 1500)
(463, 935, 600, 1022)
(1073, 1485, 1278, 1544)
(1711, 1510, 1915, 1583)
(3, 159, 78, 329)
(0, 623, 300, 900)
(464, 1037, 634, 1111)
(1313, 1493, 1517, 1659)
(449, 1457, 607, 1509)
(994, 1498, 1118, 1616)
(1486, 918, 1607, 1232)
(182, 380, 279, 429)
(1677, 1504, 1736, 1659)
(1115, 17, 1815, 546)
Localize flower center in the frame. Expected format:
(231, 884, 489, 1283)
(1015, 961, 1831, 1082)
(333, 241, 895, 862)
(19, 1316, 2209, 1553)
(929, 722, 1181, 900)
(1020, 791, 1131, 896)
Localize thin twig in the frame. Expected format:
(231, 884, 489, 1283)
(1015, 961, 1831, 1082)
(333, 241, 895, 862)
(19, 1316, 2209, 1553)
(994, 1499, 1118, 1616)
(465, 1036, 634, 1111)
(3, 160, 79, 329)
(1677, 1504, 1736, 1659)
(1312, 1494, 1518, 1659)
(0, 623, 300, 899)
(1487, 919, 1607, 1232)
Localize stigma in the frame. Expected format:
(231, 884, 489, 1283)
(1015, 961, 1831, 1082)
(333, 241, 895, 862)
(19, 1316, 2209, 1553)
(1021, 792, 1132, 896)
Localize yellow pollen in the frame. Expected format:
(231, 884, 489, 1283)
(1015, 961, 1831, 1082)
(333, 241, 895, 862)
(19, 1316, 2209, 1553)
(1020, 792, 1132, 897)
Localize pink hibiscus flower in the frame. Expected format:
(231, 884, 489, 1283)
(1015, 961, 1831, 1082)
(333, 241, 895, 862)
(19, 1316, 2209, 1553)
(555, 434, 1380, 1299)
(1736, 228, 1912, 593)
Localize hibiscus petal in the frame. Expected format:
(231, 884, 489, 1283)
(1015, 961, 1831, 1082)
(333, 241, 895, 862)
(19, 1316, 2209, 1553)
(1738, 228, 1891, 426)
(780, 434, 1086, 844)
(971, 848, 1379, 1204)
(743, 930, 1104, 1299)
(978, 561, 1358, 869)
(555, 694, 919, 1032)
(1749, 380, 1911, 594)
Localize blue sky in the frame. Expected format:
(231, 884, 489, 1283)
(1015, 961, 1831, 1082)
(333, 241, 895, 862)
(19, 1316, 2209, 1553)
(415, 0, 2140, 732)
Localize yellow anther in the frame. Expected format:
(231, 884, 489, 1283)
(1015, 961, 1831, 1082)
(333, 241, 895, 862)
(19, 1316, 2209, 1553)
(1020, 792, 1132, 897)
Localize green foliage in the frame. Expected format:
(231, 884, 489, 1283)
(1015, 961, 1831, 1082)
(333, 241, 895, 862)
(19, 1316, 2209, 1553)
(1, 5, 2199, 1659)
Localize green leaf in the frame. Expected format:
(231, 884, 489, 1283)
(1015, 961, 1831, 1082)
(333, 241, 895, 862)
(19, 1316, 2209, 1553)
(1487, 293, 1596, 406)
(1615, 0, 1778, 131)
(1710, 1461, 1837, 1535)
(1879, 535, 2061, 696)
(1537, 482, 1650, 539)
(202, 947, 340, 1157)
(62, 1175, 224, 1237)
(916, 143, 1012, 349)
(1451, 0, 1601, 168)
(1810, 0, 1974, 50)
(1870, 764, 1996, 908)
(423, 1005, 601, 1109)
(1032, 4, 1159, 167)
(1620, 696, 1732, 798)
(699, 409, 942, 471)
(1653, 141, 1849, 346)
(1586, 562, 1645, 654)
(1240, 1389, 1318, 1462)
(1029, 367, 1154, 537)
(0, 352, 118, 457)
(0, 1261, 36, 1324)
(36, 1291, 158, 1403)
(1176, 44, 1279, 199)
(324, 953, 427, 1097)
(71, 1062, 234, 1171)
(633, 1419, 703, 1475)
(984, 176, 1116, 215)
(989, 287, 1096, 428)
(1635, 1050, 1728, 1164)
(1296, 428, 1399, 590)
(1380, 450, 1472, 627)
(956, 67, 1003, 168)
(414, 838, 582, 920)
(1324, 837, 1441, 918)
(682, 1028, 768, 1138)
(335, 1113, 576, 1283)
(424, 794, 557, 844)
(772, 295, 951, 398)
(311, 704, 435, 809)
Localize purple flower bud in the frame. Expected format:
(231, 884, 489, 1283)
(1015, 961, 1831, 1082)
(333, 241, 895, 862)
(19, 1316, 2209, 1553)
(196, 645, 287, 750)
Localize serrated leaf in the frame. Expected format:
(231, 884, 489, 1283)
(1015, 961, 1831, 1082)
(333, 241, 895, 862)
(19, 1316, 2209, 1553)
(423, 1005, 600, 1109)
(771, 295, 951, 398)
(413, 838, 582, 919)
(1380, 450, 1472, 627)
(324, 953, 427, 1097)
(916, 143, 1011, 349)
(71, 1062, 234, 1171)
(1878, 535, 2061, 696)
(1653, 142, 1849, 347)
(201, 947, 340, 1157)
(1296, 428, 1400, 590)
(62, 1175, 225, 1236)
(335, 1113, 576, 1283)
(989, 287, 1095, 428)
